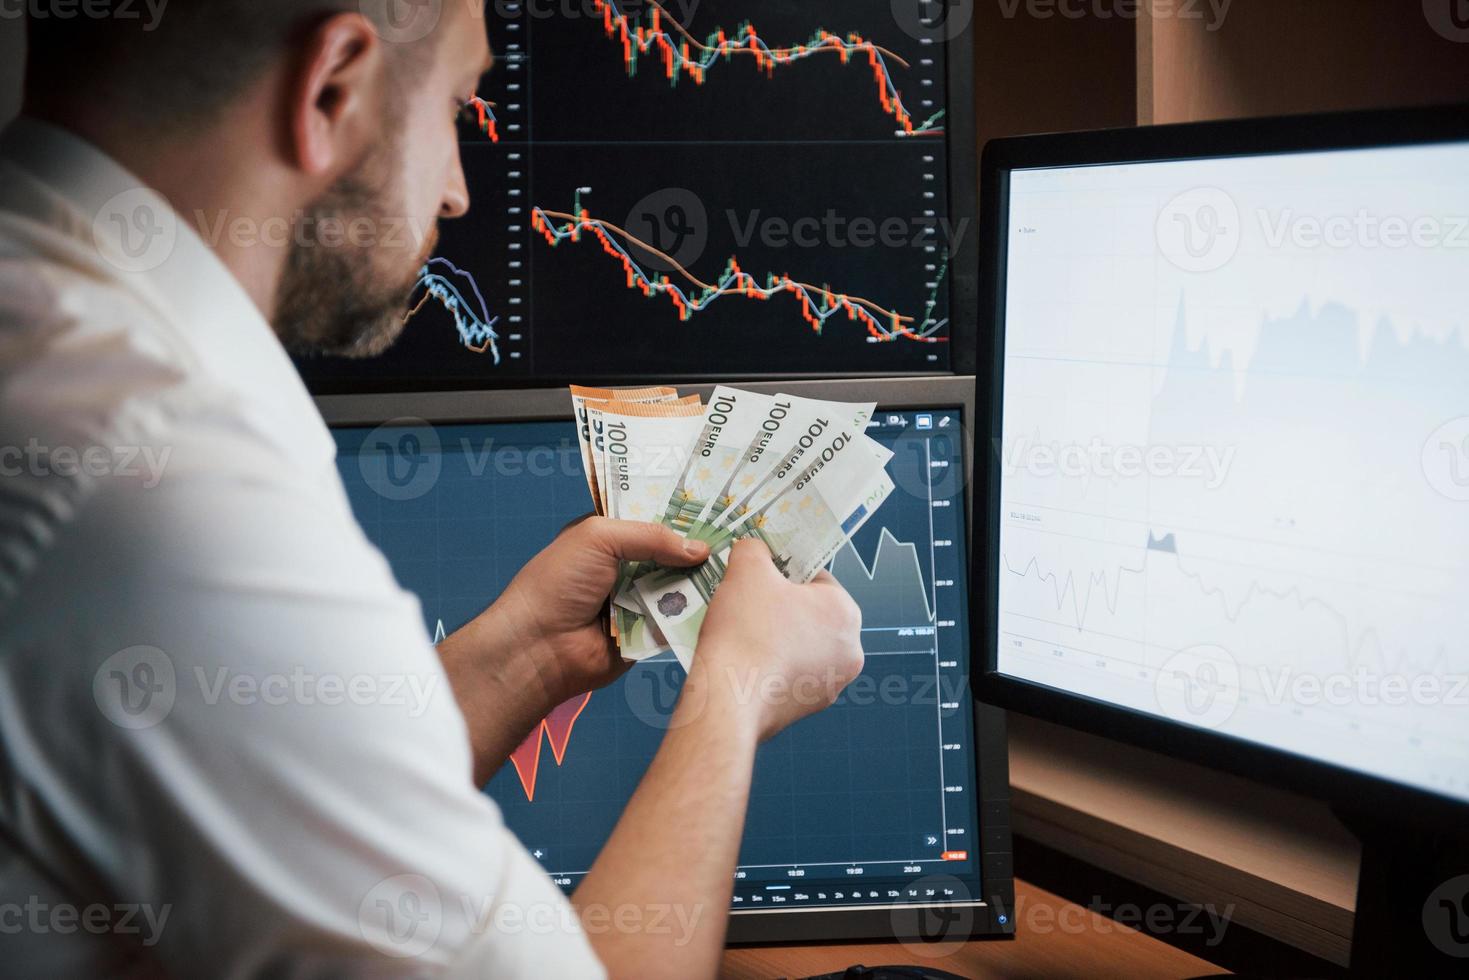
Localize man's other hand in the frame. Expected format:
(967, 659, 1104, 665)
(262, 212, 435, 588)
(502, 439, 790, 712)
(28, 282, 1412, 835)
(457, 516, 710, 707)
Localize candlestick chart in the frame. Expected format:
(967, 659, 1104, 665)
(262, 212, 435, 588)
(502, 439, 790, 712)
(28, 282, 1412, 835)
(298, 1, 962, 391)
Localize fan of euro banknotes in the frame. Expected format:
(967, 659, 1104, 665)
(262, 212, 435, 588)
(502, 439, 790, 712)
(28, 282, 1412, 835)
(570, 384, 896, 670)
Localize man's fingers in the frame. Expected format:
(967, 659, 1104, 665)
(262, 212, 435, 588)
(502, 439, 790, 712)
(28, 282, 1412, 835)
(805, 569, 843, 589)
(725, 537, 779, 578)
(583, 518, 708, 566)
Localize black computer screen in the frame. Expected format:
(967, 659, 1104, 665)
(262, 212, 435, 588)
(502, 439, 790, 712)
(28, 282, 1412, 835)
(333, 408, 982, 912)
(301, 1, 962, 391)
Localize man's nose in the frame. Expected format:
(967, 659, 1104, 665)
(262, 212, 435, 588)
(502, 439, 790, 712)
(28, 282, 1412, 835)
(441, 149, 470, 219)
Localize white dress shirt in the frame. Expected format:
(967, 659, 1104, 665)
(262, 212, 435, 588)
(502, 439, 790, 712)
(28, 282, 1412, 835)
(0, 118, 606, 979)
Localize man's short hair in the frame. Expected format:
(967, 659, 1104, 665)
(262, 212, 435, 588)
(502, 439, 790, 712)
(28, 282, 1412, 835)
(24, 2, 434, 127)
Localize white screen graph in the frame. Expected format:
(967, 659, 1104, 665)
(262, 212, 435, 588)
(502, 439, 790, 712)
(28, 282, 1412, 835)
(996, 140, 1469, 803)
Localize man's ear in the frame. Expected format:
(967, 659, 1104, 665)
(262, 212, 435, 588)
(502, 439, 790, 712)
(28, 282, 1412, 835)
(286, 13, 386, 178)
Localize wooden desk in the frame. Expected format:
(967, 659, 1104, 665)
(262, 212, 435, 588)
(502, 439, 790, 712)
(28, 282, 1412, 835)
(721, 879, 1226, 979)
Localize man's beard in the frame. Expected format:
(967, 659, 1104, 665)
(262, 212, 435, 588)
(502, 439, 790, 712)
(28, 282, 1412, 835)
(274, 144, 438, 360)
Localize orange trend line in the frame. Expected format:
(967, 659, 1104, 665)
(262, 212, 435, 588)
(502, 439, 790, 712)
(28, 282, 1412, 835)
(507, 692, 594, 802)
(637, 0, 911, 70)
(536, 208, 917, 330)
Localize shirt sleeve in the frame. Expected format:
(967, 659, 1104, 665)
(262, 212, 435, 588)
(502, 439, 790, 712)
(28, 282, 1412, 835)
(0, 426, 607, 980)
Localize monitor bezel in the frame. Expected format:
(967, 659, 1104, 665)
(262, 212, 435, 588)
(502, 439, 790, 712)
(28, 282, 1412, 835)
(300, 11, 978, 393)
(318, 376, 1014, 945)
(975, 103, 1469, 832)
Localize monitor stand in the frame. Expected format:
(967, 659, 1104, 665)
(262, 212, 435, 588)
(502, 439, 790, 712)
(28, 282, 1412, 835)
(1335, 807, 1469, 976)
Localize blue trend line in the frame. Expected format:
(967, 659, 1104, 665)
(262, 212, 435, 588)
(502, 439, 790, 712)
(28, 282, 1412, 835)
(531, 194, 946, 343)
(415, 257, 502, 363)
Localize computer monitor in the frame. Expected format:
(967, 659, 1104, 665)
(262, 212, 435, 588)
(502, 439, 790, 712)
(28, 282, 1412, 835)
(977, 104, 1469, 972)
(319, 377, 1013, 944)
(299, 1, 978, 392)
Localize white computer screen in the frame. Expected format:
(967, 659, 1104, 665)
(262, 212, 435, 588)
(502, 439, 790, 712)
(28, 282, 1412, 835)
(995, 140, 1469, 803)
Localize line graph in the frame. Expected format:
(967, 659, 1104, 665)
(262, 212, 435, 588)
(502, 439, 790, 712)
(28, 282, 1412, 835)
(462, 95, 501, 143)
(589, 0, 944, 137)
(336, 415, 983, 905)
(508, 693, 594, 803)
(431, 636, 596, 804)
(406, 257, 503, 363)
(831, 527, 935, 627)
(529, 191, 948, 344)
(1002, 526, 1459, 680)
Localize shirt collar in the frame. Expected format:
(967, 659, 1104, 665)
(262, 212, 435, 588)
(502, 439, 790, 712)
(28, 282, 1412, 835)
(0, 116, 337, 472)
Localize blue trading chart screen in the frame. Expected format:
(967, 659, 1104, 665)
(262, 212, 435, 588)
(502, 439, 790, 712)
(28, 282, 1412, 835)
(334, 409, 980, 911)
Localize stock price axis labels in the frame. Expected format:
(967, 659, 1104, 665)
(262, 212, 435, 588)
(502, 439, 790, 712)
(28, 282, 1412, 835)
(300, 1, 961, 390)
